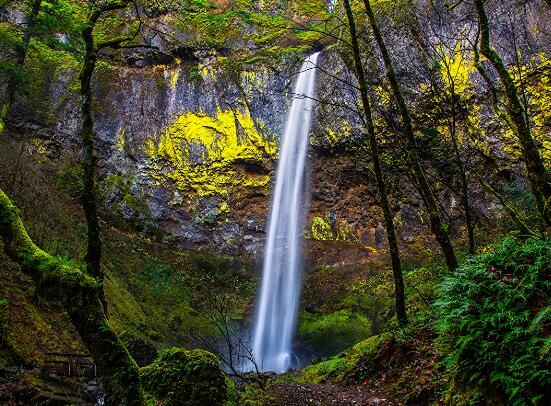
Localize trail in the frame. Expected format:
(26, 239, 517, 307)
(267, 382, 392, 405)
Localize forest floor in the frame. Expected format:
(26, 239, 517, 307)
(267, 382, 393, 405)
(254, 321, 447, 406)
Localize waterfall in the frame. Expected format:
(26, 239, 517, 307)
(251, 52, 320, 373)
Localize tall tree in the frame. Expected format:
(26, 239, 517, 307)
(342, 0, 407, 327)
(79, 0, 144, 306)
(361, 0, 458, 270)
(436, 43, 476, 253)
(0, 0, 42, 134)
(474, 0, 551, 226)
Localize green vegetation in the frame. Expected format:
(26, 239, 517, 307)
(141, 348, 227, 406)
(1, 0, 550, 404)
(436, 237, 550, 404)
(298, 310, 372, 355)
(293, 333, 389, 384)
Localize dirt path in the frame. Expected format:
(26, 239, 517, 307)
(267, 382, 394, 405)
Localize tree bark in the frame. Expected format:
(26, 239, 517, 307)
(471, 172, 536, 236)
(474, 0, 551, 226)
(362, 0, 458, 270)
(447, 82, 475, 253)
(451, 128, 475, 254)
(0, 0, 42, 134)
(0, 188, 145, 405)
(343, 0, 407, 327)
(79, 0, 130, 307)
(80, 23, 102, 286)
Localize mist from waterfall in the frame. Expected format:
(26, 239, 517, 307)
(251, 52, 320, 373)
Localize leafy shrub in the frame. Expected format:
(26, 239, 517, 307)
(435, 237, 551, 405)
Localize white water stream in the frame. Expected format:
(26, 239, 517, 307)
(251, 53, 320, 373)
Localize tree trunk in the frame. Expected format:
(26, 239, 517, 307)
(474, 0, 551, 226)
(449, 90, 475, 254)
(452, 133, 475, 254)
(471, 172, 536, 236)
(362, 0, 458, 270)
(80, 25, 103, 301)
(343, 0, 407, 327)
(0, 0, 42, 134)
(0, 188, 145, 405)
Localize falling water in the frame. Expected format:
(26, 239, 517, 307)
(251, 53, 320, 373)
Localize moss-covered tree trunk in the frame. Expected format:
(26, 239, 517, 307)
(80, 24, 102, 287)
(78, 0, 131, 308)
(0, 0, 42, 134)
(474, 0, 551, 227)
(0, 187, 145, 405)
(343, 0, 407, 327)
(362, 0, 458, 270)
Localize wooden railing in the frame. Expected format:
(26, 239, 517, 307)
(43, 352, 97, 378)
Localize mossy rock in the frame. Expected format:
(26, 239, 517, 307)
(140, 348, 227, 406)
(298, 310, 372, 356)
(296, 333, 390, 385)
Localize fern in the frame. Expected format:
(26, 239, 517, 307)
(435, 237, 551, 404)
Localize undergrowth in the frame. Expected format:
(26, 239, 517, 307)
(435, 237, 550, 405)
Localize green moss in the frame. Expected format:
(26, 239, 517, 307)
(294, 333, 391, 385)
(297, 309, 372, 356)
(104, 235, 254, 345)
(141, 348, 227, 406)
(297, 357, 346, 384)
(102, 174, 149, 223)
(23, 39, 79, 120)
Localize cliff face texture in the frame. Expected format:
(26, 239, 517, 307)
(3, 0, 550, 263)
(9, 49, 367, 258)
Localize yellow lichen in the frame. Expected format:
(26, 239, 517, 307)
(326, 120, 352, 145)
(167, 70, 179, 89)
(438, 42, 475, 96)
(219, 201, 229, 213)
(374, 84, 392, 106)
(492, 54, 551, 165)
(32, 138, 47, 155)
(117, 128, 126, 152)
(144, 102, 276, 197)
(520, 53, 551, 166)
(308, 212, 358, 242)
(145, 136, 156, 160)
(242, 69, 266, 94)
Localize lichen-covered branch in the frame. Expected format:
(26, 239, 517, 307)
(79, 0, 132, 302)
(474, 0, 551, 226)
(0, 187, 145, 405)
(362, 0, 458, 270)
